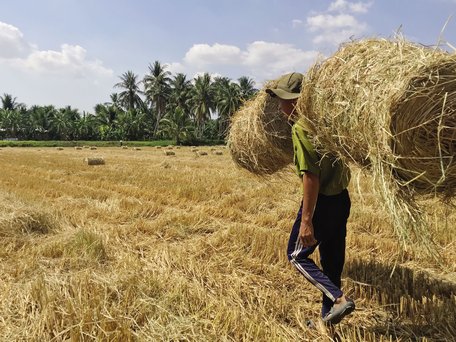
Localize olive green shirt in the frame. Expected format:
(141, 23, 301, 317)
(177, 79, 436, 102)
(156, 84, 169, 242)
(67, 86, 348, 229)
(292, 122, 350, 196)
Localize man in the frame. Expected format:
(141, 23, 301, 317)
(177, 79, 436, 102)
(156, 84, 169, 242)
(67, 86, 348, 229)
(266, 73, 355, 325)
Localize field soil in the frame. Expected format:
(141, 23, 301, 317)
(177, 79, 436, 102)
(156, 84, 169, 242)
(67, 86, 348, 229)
(0, 146, 454, 341)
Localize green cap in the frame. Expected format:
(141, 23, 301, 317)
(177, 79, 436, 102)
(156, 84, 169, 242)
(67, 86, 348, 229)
(266, 72, 303, 100)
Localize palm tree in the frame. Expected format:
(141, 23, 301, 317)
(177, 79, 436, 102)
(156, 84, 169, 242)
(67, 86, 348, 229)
(238, 76, 257, 101)
(27, 105, 54, 139)
(159, 107, 194, 145)
(143, 61, 171, 136)
(0, 109, 22, 138)
(191, 73, 214, 138)
(215, 81, 242, 138)
(1, 93, 20, 111)
(114, 71, 144, 111)
(169, 73, 192, 113)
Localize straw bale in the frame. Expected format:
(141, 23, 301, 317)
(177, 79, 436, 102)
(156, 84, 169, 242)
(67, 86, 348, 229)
(56, 147, 64, 150)
(164, 151, 175, 156)
(133, 147, 142, 151)
(197, 151, 208, 156)
(156, 146, 162, 149)
(90, 146, 97, 150)
(74, 147, 82, 150)
(191, 148, 199, 152)
(228, 83, 293, 175)
(298, 38, 456, 198)
(296, 38, 456, 245)
(122, 146, 128, 149)
(167, 146, 174, 150)
(213, 150, 223, 155)
(85, 157, 105, 166)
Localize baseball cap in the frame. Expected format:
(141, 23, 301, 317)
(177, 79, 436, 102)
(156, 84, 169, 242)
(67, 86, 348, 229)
(266, 72, 303, 100)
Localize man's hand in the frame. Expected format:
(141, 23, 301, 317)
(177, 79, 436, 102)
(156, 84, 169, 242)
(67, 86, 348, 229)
(299, 219, 317, 247)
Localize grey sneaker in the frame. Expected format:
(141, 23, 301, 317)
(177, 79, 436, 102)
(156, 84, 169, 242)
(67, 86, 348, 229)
(322, 298, 355, 325)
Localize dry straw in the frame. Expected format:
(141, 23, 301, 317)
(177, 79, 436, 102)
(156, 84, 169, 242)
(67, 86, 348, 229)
(229, 37, 456, 247)
(228, 81, 293, 175)
(297, 37, 456, 246)
(85, 157, 105, 166)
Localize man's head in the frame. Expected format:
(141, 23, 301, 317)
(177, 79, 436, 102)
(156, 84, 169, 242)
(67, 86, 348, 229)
(266, 72, 303, 100)
(266, 72, 303, 118)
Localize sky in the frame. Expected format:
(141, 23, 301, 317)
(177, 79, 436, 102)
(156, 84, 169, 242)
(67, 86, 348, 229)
(1, 0, 455, 113)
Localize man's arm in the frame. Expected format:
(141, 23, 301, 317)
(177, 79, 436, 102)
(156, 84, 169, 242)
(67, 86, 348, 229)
(299, 171, 319, 247)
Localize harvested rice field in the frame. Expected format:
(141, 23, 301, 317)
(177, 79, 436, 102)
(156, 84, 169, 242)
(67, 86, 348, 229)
(0, 146, 455, 341)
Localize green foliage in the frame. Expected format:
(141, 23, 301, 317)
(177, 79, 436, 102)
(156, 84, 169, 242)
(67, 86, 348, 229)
(1, 64, 256, 142)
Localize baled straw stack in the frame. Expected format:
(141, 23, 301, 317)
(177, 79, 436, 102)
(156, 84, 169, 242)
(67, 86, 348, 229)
(85, 157, 105, 166)
(297, 37, 456, 245)
(228, 82, 293, 175)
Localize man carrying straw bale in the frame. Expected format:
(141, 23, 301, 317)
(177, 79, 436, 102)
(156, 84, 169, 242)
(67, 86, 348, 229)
(266, 73, 355, 325)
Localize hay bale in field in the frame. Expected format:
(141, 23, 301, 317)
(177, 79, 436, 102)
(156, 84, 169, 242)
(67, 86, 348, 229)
(156, 146, 162, 149)
(56, 147, 64, 150)
(176, 146, 181, 149)
(164, 151, 175, 156)
(212, 150, 223, 155)
(295, 37, 456, 245)
(85, 157, 105, 165)
(191, 148, 199, 152)
(122, 146, 128, 149)
(74, 146, 82, 150)
(298, 38, 456, 197)
(228, 82, 293, 175)
(197, 151, 208, 156)
(133, 147, 141, 151)
(90, 146, 97, 150)
(83, 145, 90, 149)
(167, 145, 174, 150)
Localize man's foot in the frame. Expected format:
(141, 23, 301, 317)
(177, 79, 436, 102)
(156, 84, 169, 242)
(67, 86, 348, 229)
(322, 297, 355, 325)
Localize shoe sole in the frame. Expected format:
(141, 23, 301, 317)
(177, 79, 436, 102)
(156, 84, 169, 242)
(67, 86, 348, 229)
(327, 303, 355, 325)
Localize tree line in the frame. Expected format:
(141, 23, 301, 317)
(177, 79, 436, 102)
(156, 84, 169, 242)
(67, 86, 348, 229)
(0, 61, 257, 143)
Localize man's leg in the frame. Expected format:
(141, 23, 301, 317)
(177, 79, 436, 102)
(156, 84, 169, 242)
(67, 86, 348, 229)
(316, 190, 351, 318)
(319, 237, 346, 317)
(287, 204, 343, 304)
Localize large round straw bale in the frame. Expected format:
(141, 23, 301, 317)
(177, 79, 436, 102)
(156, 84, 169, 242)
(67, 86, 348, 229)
(85, 157, 105, 165)
(74, 146, 82, 150)
(298, 38, 456, 197)
(197, 151, 208, 156)
(90, 146, 97, 150)
(228, 84, 293, 175)
(164, 151, 175, 156)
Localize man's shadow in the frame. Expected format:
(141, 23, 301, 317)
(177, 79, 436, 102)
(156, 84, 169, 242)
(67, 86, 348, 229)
(344, 258, 456, 340)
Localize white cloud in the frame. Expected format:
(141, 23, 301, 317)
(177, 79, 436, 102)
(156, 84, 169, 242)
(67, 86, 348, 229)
(328, 0, 373, 13)
(18, 44, 113, 78)
(0, 21, 114, 112)
(0, 21, 112, 78)
(292, 19, 304, 28)
(184, 43, 242, 67)
(0, 22, 32, 58)
(306, 13, 368, 46)
(307, 14, 365, 32)
(171, 41, 319, 82)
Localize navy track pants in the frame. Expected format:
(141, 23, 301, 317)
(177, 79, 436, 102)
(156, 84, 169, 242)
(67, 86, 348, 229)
(287, 189, 351, 317)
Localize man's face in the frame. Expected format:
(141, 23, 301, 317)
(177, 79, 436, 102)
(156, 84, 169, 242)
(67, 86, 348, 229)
(279, 99, 297, 119)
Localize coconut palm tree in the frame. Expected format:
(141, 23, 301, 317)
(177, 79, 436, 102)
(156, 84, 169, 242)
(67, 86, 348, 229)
(215, 81, 242, 138)
(169, 73, 192, 113)
(114, 71, 144, 111)
(143, 61, 171, 136)
(238, 76, 257, 101)
(159, 107, 194, 145)
(1, 93, 20, 111)
(191, 73, 214, 137)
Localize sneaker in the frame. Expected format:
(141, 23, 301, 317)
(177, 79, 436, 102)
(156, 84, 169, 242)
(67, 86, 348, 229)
(322, 298, 355, 325)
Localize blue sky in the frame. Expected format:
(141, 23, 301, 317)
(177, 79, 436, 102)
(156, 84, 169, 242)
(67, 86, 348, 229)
(1, 0, 455, 112)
